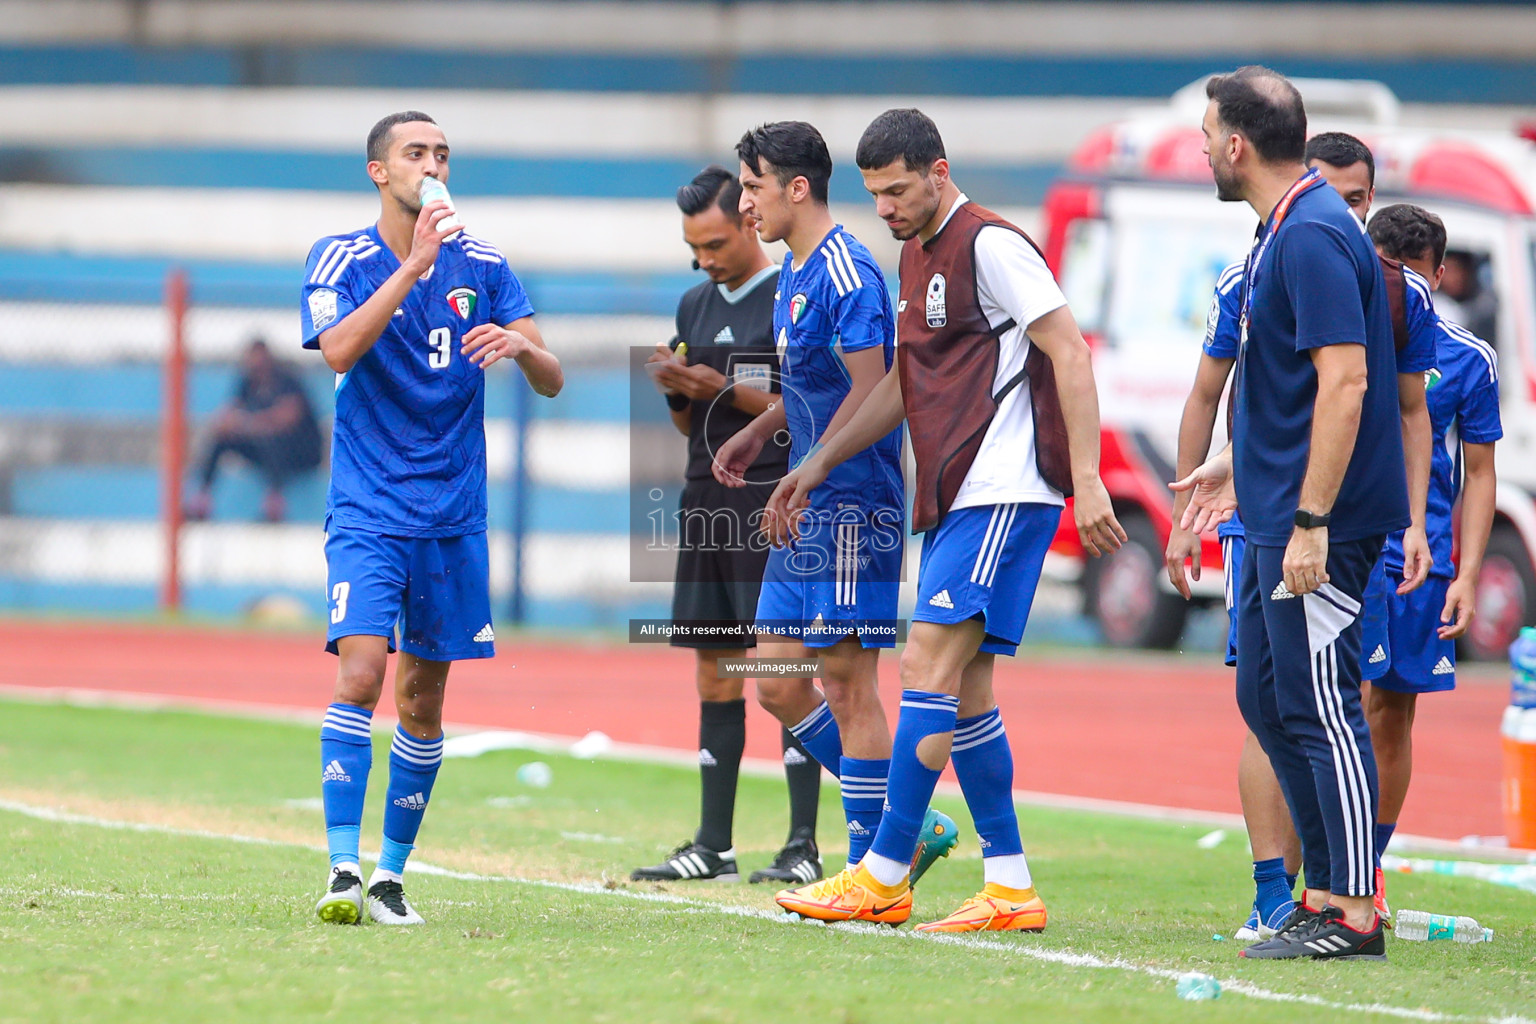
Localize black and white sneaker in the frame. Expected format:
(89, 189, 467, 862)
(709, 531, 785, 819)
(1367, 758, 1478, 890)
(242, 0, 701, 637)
(630, 841, 740, 882)
(748, 834, 822, 885)
(315, 866, 363, 925)
(1239, 905, 1385, 960)
(366, 879, 425, 926)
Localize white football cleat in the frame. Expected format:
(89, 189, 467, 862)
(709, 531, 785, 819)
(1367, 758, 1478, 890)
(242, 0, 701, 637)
(315, 866, 364, 925)
(366, 879, 425, 925)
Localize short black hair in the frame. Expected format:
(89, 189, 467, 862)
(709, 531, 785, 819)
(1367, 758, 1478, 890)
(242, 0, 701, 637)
(367, 110, 438, 164)
(1205, 66, 1306, 165)
(1306, 131, 1375, 186)
(1369, 203, 1447, 269)
(676, 165, 743, 221)
(736, 121, 832, 205)
(855, 108, 946, 172)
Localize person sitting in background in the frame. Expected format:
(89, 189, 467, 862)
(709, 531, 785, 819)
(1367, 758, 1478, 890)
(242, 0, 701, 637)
(186, 336, 323, 522)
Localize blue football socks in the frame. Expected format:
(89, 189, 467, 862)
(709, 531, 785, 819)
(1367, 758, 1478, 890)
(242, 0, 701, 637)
(788, 701, 843, 778)
(867, 690, 959, 875)
(1253, 856, 1296, 930)
(320, 702, 374, 871)
(951, 707, 1025, 858)
(838, 756, 889, 865)
(377, 726, 444, 879)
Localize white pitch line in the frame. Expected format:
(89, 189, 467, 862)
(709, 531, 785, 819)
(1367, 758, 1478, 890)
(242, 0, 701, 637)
(1, 682, 1510, 860)
(0, 798, 1528, 1024)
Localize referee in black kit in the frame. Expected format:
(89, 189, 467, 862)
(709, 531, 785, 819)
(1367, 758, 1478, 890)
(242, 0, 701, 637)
(632, 166, 824, 886)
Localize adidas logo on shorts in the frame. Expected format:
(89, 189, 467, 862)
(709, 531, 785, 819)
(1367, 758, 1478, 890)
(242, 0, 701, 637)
(1432, 656, 1455, 675)
(393, 791, 427, 811)
(474, 624, 495, 642)
(928, 589, 955, 609)
(698, 748, 717, 767)
(1368, 645, 1387, 664)
(321, 759, 352, 783)
(1270, 582, 1295, 601)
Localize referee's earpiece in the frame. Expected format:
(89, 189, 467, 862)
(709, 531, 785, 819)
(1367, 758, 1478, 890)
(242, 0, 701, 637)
(692, 259, 701, 271)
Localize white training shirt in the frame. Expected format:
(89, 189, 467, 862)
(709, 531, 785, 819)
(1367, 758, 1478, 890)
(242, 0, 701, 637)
(940, 196, 1070, 512)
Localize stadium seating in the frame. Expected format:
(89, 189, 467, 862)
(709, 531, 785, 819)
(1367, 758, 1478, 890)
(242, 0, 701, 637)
(0, 0, 1526, 626)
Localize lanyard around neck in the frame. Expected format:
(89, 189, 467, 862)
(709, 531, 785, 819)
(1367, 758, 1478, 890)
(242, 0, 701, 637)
(1239, 168, 1324, 329)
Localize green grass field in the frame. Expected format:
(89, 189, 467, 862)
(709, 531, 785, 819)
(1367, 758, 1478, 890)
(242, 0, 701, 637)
(1, 698, 1532, 1024)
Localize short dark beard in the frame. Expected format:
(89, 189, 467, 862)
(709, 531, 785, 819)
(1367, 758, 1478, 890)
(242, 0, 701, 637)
(889, 188, 942, 240)
(1212, 161, 1244, 203)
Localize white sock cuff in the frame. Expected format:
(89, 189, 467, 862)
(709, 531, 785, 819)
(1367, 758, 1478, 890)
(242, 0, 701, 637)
(982, 852, 1033, 891)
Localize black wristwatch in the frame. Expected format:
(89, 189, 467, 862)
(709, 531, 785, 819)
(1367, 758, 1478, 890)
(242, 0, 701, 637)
(1294, 508, 1332, 529)
(665, 392, 690, 411)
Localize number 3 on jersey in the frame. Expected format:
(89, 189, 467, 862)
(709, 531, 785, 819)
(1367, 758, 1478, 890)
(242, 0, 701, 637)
(427, 327, 452, 369)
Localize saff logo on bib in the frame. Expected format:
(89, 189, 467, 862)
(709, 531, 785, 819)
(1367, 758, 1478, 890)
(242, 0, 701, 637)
(926, 274, 947, 327)
(789, 293, 808, 324)
(446, 287, 477, 319)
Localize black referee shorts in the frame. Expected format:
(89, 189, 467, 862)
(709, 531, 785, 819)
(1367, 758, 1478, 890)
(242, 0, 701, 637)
(670, 477, 775, 649)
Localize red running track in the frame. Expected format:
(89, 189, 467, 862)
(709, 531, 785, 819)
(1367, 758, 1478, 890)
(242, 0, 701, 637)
(0, 619, 1510, 841)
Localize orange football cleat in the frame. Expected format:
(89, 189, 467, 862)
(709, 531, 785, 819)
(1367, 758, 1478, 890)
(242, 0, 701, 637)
(915, 883, 1048, 933)
(775, 865, 912, 925)
(1374, 865, 1393, 928)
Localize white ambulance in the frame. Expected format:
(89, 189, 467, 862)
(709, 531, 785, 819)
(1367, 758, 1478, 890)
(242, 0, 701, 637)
(1042, 78, 1536, 661)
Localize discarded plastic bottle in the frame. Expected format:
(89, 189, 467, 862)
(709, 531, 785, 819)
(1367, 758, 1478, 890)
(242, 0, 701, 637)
(1394, 910, 1494, 943)
(1175, 973, 1221, 1000)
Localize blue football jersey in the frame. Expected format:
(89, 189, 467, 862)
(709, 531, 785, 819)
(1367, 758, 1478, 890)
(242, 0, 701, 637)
(1383, 316, 1502, 578)
(1203, 261, 1246, 540)
(1203, 260, 1245, 361)
(773, 226, 903, 510)
(1398, 266, 1438, 375)
(301, 226, 535, 537)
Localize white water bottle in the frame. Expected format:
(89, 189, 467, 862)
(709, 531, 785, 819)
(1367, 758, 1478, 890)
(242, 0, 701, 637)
(1394, 910, 1494, 943)
(418, 177, 463, 240)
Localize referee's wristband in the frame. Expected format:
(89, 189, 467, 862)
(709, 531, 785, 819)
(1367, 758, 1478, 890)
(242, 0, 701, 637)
(665, 392, 690, 411)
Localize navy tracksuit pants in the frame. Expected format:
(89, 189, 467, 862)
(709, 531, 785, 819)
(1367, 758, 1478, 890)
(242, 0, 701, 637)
(1235, 536, 1381, 897)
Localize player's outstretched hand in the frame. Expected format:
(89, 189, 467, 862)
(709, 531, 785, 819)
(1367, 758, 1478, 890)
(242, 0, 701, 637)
(712, 428, 764, 488)
(1438, 575, 1475, 639)
(1164, 523, 1202, 600)
(1397, 526, 1433, 595)
(460, 324, 528, 369)
(1169, 453, 1236, 534)
(407, 200, 458, 271)
(1072, 478, 1127, 558)
(763, 460, 826, 548)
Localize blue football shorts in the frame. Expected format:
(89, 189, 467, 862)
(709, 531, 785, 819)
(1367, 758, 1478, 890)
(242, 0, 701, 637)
(1372, 575, 1455, 693)
(1222, 532, 1247, 668)
(1361, 555, 1393, 682)
(912, 502, 1059, 657)
(754, 504, 903, 649)
(324, 524, 494, 662)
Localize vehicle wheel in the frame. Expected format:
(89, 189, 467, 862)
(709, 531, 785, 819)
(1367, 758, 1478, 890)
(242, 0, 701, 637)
(1082, 512, 1187, 649)
(1460, 523, 1536, 662)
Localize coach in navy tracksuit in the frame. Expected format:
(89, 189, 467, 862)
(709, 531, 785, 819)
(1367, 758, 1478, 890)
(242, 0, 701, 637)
(1184, 68, 1406, 961)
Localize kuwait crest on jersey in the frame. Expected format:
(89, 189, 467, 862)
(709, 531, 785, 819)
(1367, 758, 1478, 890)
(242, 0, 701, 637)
(789, 293, 808, 324)
(446, 287, 477, 319)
